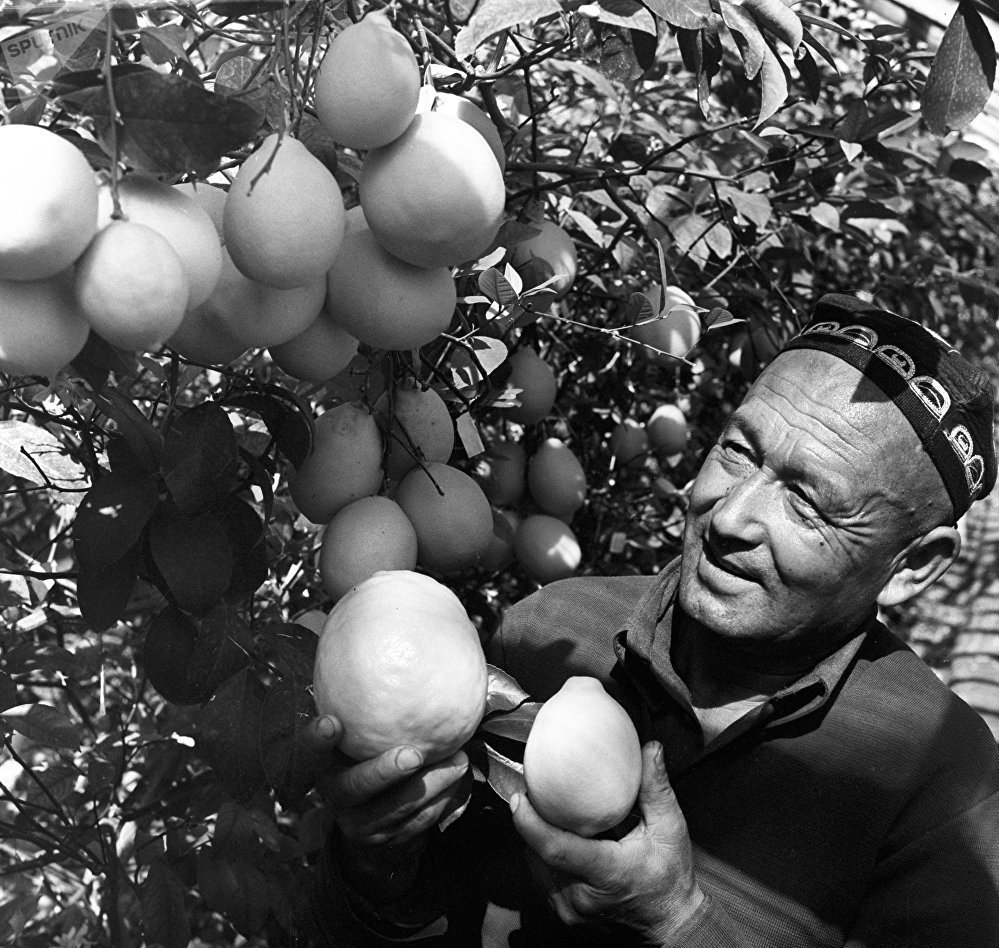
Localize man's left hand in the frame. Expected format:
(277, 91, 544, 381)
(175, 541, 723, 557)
(510, 740, 704, 943)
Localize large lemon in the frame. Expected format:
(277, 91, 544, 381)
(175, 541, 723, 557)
(504, 347, 557, 425)
(514, 515, 582, 585)
(375, 381, 455, 482)
(510, 219, 577, 301)
(360, 112, 505, 268)
(314, 13, 420, 150)
(416, 88, 506, 171)
(647, 404, 688, 456)
(224, 134, 346, 289)
(326, 207, 456, 350)
(627, 286, 702, 366)
(0, 271, 91, 377)
(0, 125, 98, 281)
(527, 438, 587, 519)
(313, 570, 488, 762)
(269, 310, 359, 382)
(395, 462, 493, 574)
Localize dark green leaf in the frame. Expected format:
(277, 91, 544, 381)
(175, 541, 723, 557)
(945, 157, 992, 187)
(0, 671, 17, 712)
(214, 800, 281, 859)
(479, 268, 519, 307)
(795, 44, 821, 102)
(77, 544, 140, 632)
(62, 70, 263, 175)
(222, 499, 268, 602)
(162, 403, 239, 516)
(260, 674, 321, 805)
(149, 504, 232, 614)
(921, 1, 997, 136)
(70, 330, 139, 390)
(73, 471, 159, 569)
(643, 0, 711, 30)
(447, 336, 509, 390)
(141, 858, 190, 948)
(196, 848, 271, 937)
(1, 703, 81, 750)
(199, 669, 267, 801)
(721, 0, 765, 79)
(224, 387, 314, 469)
(91, 389, 163, 472)
(144, 602, 249, 705)
(139, 25, 190, 65)
(264, 622, 319, 679)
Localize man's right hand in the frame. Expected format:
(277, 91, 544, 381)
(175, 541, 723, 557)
(303, 713, 472, 849)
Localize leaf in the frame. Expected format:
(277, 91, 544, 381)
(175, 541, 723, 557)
(478, 268, 519, 308)
(467, 738, 527, 804)
(1, 703, 81, 750)
(199, 669, 267, 801)
(224, 387, 314, 469)
(144, 602, 249, 705)
(704, 223, 733, 259)
(721, 0, 765, 79)
(719, 186, 772, 229)
(447, 336, 509, 390)
(73, 471, 159, 570)
(579, 0, 656, 34)
(0, 421, 87, 493)
(483, 663, 533, 714)
(756, 38, 789, 126)
(222, 499, 268, 602)
(77, 544, 140, 632)
(196, 848, 271, 938)
(809, 201, 841, 231)
(642, 0, 712, 30)
(921, 1, 996, 136)
(259, 674, 321, 805)
(91, 389, 163, 472)
(139, 25, 190, 65)
(214, 800, 281, 858)
(479, 702, 543, 741)
(141, 858, 190, 948)
(0, 671, 18, 712)
(162, 403, 239, 516)
(454, 0, 563, 59)
(62, 69, 263, 175)
(148, 504, 233, 614)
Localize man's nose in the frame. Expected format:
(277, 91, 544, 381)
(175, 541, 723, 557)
(708, 469, 769, 544)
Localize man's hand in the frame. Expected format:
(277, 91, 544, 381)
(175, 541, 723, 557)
(511, 740, 704, 943)
(302, 714, 472, 849)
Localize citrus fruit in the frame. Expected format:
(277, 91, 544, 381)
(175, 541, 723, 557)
(172, 181, 227, 235)
(96, 175, 222, 309)
(628, 286, 701, 366)
(326, 207, 456, 350)
(395, 462, 493, 574)
(473, 438, 526, 507)
(510, 220, 577, 301)
(224, 134, 346, 289)
(514, 514, 582, 585)
(480, 507, 521, 573)
(504, 347, 557, 425)
(195, 250, 327, 349)
(74, 220, 189, 351)
(417, 88, 506, 171)
(0, 125, 98, 281)
(527, 438, 587, 519)
(524, 676, 641, 837)
(289, 403, 384, 524)
(318, 496, 418, 601)
(314, 13, 420, 150)
(0, 271, 91, 376)
(375, 381, 455, 482)
(269, 309, 359, 382)
(167, 308, 248, 365)
(313, 569, 488, 762)
(610, 419, 649, 466)
(647, 404, 688, 456)
(360, 112, 505, 268)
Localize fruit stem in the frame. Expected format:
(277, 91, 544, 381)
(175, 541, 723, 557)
(102, 10, 124, 220)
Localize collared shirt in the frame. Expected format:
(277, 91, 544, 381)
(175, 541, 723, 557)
(315, 562, 999, 947)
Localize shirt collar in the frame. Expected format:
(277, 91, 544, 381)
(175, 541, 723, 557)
(612, 557, 871, 731)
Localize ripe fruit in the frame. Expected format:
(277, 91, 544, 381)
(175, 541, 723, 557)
(326, 208, 456, 350)
(396, 462, 493, 574)
(473, 439, 526, 507)
(480, 507, 521, 573)
(610, 419, 648, 466)
(314, 13, 420, 150)
(313, 570, 488, 762)
(74, 221, 189, 351)
(628, 286, 701, 366)
(527, 438, 587, 519)
(318, 496, 418, 601)
(510, 220, 578, 301)
(172, 181, 227, 235)
(0, 125, 98, 281)
(360, 112, 505, 268)
(523, 676, 641, 837)
(196, 250, 327, 349)
(375, 381, 455, 482)
(224, 134, 346, 289)
(514, 515, 582, 585)
(417, 88, 506, 171)
(504, 348, 557, 425)
(167, 309, 247, 365)
(289, 403, 383, 524)
(97, 175, 222, 308)
(269, 310, 359, 382)
(0, 271, 90, 376)
(647, 404, 688, 456)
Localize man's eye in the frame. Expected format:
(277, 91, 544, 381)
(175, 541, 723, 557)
(721, 439, 752, 458)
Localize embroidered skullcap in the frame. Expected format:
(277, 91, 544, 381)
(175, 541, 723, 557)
(780, 292, 997, 520)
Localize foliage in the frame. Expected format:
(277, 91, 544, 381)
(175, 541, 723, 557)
(1, 0, 997, 944)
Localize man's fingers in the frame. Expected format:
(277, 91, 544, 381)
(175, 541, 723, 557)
(637, 741, 683, 832)
(328, 745, 424, 808)
(301, 714, 342, 753)
(510, 792, 611, 877)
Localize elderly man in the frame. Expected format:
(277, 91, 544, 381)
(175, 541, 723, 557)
(309, 293, 999, 946)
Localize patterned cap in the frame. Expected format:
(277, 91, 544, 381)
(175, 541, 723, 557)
(780, 293, 997, 520)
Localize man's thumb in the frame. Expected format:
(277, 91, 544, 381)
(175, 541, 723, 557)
(638, 740, 681, 829)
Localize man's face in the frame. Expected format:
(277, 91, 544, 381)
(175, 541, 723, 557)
(678, 349, 921, 651)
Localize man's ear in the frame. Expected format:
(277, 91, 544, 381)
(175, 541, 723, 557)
(878, 525, 962, 608)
